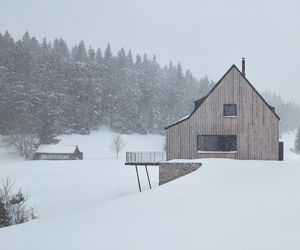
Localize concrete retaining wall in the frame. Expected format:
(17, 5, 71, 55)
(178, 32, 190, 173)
(159, 162, 202, 185)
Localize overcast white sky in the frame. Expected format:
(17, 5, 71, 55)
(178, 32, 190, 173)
(1, 0, 300, 103)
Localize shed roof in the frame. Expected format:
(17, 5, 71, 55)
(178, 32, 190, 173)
(35, 145, 78, 154)
(165, 64, 280, 129)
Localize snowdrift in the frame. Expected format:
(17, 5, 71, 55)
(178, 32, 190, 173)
(0, 130, 299, 250)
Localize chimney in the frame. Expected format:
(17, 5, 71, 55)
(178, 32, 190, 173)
(242, 57, 246, 76)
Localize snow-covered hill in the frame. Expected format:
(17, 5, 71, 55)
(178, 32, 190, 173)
(0, 129, 300, 250)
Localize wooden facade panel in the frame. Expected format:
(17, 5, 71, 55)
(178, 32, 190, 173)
(166, 65, 280, 161)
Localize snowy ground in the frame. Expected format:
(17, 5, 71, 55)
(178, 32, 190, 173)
(0, 129, 300, 250)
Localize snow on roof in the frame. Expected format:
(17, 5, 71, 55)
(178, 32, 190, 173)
(177, 115, 190, 122)
(35, 145, 78, 154)
(165, 115, 191, 129)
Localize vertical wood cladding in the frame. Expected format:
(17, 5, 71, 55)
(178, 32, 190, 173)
(166, 66, 279, 161)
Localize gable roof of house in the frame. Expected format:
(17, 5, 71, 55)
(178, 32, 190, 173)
(165, 64, 280, 129)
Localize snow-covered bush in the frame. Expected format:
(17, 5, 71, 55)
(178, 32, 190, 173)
(0, 178, 36, 228)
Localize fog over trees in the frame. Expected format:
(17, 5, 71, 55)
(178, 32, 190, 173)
(0, 31, 299, 144)
(262, 92, 300, 135)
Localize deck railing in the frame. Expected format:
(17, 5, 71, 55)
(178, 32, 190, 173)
(126, 151, 166, 163)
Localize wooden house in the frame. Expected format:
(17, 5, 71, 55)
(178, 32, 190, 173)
(165, 59, 283, 161)
(33, 145, 83, 160)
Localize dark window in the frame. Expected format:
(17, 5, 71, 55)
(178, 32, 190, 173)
(197, 135, 237, 152)
(224, 104, 237, 116)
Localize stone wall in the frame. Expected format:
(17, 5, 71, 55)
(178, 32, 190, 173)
(159, 162, 202, 185)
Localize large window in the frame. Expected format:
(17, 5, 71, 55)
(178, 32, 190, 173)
(224, 104, 237, 116)
(197, 135, 237, 152)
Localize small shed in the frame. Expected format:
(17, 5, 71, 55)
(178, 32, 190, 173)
(33, 145, 83, 160)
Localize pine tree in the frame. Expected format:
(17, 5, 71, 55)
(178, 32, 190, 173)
(88, 46, 95, 63)
(96, 48, 103, 64)
(104, 43, 113, 60)
(117, 48, 127, 66)
(126, 50, 133, 66)
(102, 43, 116, 128)
(295, 127, 300, 152)
(135, 54, 142, 65)
(52, 38, 70, 63)
(72, 40, 87, 62)
(35, 38, 61, 143)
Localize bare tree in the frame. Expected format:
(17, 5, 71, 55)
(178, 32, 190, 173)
(2, 133, 37, 159)
(110, 134, 126, 158)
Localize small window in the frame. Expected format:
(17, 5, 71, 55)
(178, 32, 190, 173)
(224, 104, 237, 116)
(197, 135, 237, 152)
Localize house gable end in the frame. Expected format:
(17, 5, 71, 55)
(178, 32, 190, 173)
(165, 64, 280, 130)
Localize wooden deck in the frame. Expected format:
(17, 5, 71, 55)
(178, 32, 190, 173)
(125, 151, 166, 164)
(125, 151, 166, 192)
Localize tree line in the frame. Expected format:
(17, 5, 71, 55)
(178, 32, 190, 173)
(0, 31, 213, 144)
(1, 31, 299, 147)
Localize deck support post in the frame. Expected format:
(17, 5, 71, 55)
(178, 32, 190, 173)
(145, 165, 152, 189)
(135, 165, 142, 192)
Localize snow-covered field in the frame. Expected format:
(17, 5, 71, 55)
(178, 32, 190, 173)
(0, 129, 300, 250)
